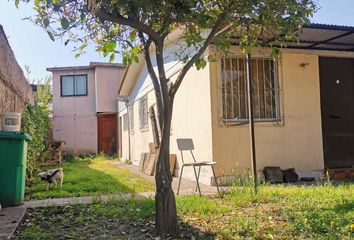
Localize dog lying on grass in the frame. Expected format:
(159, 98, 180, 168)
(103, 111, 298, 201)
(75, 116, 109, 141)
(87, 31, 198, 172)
(38, 168, 64, 190)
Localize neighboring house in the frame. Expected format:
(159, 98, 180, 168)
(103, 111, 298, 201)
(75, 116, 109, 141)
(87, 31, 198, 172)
(0, 24, 33, 118)
(118, 24, 354, 185)
(47, 62, 126, 155)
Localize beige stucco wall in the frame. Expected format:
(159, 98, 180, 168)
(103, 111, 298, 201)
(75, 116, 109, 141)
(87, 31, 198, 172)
(52, 69, 97, 155)
(119, 44, 354, 184)
(210, 48, 325, 179)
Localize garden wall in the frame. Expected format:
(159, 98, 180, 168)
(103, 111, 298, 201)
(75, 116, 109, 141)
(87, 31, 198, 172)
(0, 24, 33, 115)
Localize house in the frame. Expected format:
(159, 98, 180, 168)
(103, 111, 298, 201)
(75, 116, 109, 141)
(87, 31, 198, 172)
(118, 23, 354, 185)
(47, 62, 126, 155)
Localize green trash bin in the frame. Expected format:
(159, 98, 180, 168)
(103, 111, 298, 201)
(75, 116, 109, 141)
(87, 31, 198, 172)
(0, 131, 31, 207)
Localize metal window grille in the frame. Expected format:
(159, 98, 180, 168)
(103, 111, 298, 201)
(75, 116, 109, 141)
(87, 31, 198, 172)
(139, 95, 149, 130)
(123, 113, 128, 131)
(220, 57, 280, 122)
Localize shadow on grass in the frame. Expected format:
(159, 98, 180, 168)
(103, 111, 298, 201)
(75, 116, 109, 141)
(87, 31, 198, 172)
(25, 156, 154, 200)
(333, 201, 354, 214)
(13, 198, 216, 240)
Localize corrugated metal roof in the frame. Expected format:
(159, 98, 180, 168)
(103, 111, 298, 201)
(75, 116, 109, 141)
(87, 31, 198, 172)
(292, 23, 354, 51)
(228, 23, 354, 52)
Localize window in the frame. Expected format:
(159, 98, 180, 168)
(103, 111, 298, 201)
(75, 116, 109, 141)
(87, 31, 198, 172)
(220, 57, 280, 122)
(61, 74, 87, 96)
(129, 105, 134, 132)
(123, 113, 128, 131)
(139, 95, 149, 130)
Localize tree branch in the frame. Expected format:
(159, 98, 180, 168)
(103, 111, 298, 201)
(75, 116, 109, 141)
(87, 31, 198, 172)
(139, 33, 164, 132)
(155, 41, 170, 115)
(170, 13, 227, 96)
(87, 2, 161, 43)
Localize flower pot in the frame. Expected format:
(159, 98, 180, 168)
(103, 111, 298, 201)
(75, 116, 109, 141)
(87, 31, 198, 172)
(1, 112, 22, 132)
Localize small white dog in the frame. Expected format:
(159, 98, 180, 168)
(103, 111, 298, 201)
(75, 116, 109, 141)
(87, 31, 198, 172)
(38, 168, 64, 190)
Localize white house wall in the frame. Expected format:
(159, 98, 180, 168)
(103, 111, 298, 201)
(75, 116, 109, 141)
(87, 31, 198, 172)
(119, 42, 215, 184)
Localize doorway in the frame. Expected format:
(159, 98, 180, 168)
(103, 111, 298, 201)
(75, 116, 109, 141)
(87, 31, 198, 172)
(97, 113, 117, 155)
(319, 57, 354, 169)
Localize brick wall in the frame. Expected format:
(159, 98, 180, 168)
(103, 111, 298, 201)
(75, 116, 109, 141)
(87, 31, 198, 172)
(0, 24, 33, 115)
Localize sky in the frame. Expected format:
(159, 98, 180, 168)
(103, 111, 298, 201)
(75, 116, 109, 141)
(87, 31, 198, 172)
(0, 0, 354, 81)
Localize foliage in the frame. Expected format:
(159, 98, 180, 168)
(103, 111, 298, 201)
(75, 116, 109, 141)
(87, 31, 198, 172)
(18, 0, 316, 63)
(21, 68, 52, 182)
(33, 76, 52, 109)
(21, 102, 50, 182)
(14, 183, 354, 239)
(25, 154, 155, 200)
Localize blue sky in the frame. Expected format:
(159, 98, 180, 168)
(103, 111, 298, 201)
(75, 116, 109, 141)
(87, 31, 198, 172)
(0, 0, 354, 80)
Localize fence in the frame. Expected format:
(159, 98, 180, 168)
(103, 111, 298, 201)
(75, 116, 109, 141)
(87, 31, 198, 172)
(0, 24, 33, 115)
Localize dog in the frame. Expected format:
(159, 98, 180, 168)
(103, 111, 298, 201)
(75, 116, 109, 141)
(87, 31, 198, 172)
(38, 168, 64, 190)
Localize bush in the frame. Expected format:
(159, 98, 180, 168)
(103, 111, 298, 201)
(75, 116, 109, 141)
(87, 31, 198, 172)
(21, 102, 50, 182)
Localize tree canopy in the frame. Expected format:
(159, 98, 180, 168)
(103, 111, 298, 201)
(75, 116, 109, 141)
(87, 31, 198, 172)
(19, 0, 315, 66)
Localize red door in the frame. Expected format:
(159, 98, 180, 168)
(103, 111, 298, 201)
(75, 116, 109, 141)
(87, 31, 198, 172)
(97, 114, 117, 154)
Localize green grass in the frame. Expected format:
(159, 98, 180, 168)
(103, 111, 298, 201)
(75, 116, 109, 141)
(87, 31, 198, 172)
(178, 183, 354, 239)
(25, 154, 155, 200)
(17, 183, 354, 239)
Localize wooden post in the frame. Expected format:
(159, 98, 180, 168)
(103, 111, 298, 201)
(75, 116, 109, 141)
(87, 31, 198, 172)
(246, 53, 258, 194)
(149, 105, 160, 148)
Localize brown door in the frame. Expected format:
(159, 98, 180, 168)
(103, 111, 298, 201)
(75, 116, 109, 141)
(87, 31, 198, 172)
(319, 57, 354, 169)
(97, 114, 117, 154)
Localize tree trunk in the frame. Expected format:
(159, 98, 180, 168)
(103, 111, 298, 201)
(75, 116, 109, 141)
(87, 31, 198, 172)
(155, 104, 177, 235)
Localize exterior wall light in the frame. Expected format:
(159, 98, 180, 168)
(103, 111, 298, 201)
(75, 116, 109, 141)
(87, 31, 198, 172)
(300, 62, 310, 68)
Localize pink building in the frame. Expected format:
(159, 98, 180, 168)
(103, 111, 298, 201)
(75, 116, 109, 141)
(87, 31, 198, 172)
(47, 62, 126, 155)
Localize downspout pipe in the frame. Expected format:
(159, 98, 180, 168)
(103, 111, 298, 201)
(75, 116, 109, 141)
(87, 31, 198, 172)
(117, 96, 131, 161)
(125, 98, 131, 161)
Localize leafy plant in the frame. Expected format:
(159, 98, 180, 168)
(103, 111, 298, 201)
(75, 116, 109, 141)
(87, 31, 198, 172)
(21, 69, 52, 183)
(21, 102, 50, 183)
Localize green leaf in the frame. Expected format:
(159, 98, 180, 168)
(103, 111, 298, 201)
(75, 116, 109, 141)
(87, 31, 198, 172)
(109, 54, 115, 63)
(80, 43, 88, 50)
(75, 53, 81, 58)
(195, 58, 207, 70)
(43, 17, 50, 28)
(132, 55, 139, 63)
(106, 41, 117, 52)
(47, 31, 55, 41)
(129, 32, 136, 42)
(60, 17, 70, 30)
(80, 12, 86, 23)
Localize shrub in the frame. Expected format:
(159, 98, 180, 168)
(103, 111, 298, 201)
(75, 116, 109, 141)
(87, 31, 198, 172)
(21, 102, 50, 182)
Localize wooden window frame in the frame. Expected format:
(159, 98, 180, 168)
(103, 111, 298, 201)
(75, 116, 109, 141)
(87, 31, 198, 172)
(139, 95, 149, 131)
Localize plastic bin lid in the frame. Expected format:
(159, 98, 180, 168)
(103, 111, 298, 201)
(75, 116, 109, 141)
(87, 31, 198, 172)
(0, 131, 32, 141)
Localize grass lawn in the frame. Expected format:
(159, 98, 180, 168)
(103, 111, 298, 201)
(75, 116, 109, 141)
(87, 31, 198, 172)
(16, 183, 354, 239)
(25, 155, 155, 200)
